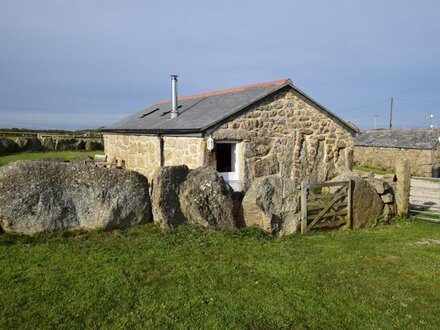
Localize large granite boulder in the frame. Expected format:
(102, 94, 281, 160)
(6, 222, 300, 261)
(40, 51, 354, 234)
(179, 167, 235, 229)
(41, 137, 56, 150)
(0, 138, 18, 154)
(151, 165, 189, 228)
(0, 161, 152, 235)
(330, 172, 384, 229)
(242, 176, 301, 236)
(15, 137, 42, 152)
(55, 139, 85, 151)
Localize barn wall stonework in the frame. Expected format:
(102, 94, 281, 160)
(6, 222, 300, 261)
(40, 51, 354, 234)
(211, 89, 355, 186)
(354, 145, 437, 176)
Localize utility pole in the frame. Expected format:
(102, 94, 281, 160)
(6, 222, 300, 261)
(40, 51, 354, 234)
(373, 115, 378, 129)
(389, 97, 393, 130)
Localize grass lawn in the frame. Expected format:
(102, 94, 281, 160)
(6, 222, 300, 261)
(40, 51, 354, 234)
(0, 150, 104, 166)
(353, 164, 393, 175)
(1, 220, 440, 329)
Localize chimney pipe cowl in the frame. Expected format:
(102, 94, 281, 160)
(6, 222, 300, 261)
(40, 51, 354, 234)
(170, 75, 178, 119)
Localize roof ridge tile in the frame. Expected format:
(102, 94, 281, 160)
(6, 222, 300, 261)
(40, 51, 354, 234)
(157, 78, 290, 104)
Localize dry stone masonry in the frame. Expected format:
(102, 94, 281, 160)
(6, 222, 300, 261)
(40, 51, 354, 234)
(354, 146, 436, 177)
(212, 89, 354, 187)
(354, 129, 440, 177)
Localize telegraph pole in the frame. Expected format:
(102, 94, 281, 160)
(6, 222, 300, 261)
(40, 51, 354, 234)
(388, 97, 393, 130)
(373, 115, 378, 129)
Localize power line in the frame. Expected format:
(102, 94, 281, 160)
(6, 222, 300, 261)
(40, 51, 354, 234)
(0, 120, 48, 129)
(339, 99, 389, 112)
(0, 105, 62, 112)
(398, 98, 440, 103)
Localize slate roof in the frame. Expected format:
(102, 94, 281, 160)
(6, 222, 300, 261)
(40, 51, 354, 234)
(355, 129, 440, 150)
(103, 78, 357, 135)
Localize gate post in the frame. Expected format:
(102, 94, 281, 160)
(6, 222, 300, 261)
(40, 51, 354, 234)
(301, 183, 308, 234)
(395, 158, 411, 214)
(344, 179, 353, 230)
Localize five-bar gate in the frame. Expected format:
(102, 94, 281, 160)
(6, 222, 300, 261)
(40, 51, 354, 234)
(300, 180, 353, 234)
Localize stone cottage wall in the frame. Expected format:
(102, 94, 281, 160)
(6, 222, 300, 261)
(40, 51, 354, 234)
(104, 134, 205, 181)
(162, 137, 205, 168)
(211, 89, 355, 186)
(354, 145, 434, 176)
(104, 134, 161, 179)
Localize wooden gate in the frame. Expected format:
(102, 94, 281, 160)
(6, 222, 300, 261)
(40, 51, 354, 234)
(300, 180, 353, 234)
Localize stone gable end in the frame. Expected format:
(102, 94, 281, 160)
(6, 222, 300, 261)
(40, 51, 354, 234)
(211, 88, 354, 185)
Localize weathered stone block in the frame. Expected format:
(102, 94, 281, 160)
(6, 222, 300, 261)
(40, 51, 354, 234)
(0, 138, 18, 154)
(16, 137, 42, 152)
(242, 176, 300, 236)
(151, 165, 189, 229)
(381, 193, 394, 204)
(179, 167, 235, 229)
(0, 161, 152, 235)
(253, 154, 279, 177)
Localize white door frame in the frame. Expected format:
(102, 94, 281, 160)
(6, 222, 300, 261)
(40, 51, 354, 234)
(216, 140, 240, 189)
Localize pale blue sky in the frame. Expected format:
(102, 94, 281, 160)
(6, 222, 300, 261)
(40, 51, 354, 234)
(1, 0, 439, 130)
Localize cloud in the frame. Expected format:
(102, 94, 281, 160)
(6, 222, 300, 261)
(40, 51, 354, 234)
(0, 0, 440, 129)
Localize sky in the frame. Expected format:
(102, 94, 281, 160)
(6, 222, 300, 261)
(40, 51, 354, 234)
(0, 0, 439, 130)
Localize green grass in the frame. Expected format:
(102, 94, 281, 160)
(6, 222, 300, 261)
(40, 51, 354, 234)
(353, 164, 393, 175)
(2, 136, 21, 141)
(0, 150, 104, 166)
(1, 220, 440, 329)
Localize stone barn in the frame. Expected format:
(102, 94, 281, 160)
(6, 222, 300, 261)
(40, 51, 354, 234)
(354, 129, 440, 176)
(103, 77, 357, 190)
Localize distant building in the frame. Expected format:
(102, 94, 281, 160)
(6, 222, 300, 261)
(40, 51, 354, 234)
(102, 78, 357, 190)
(354, 129, 440, 176)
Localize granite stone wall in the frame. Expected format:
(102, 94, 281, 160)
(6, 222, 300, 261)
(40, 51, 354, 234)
(104, 135, 161, 179)
(103, 135, 205, 180)
(354, 145, 438, 176)
(211, 88, 355, 187)
(163, 137, 205, 168)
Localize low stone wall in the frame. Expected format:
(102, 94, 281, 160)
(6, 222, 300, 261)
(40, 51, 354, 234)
(354, 145, 434, 176)
(0, 137, 103, 154)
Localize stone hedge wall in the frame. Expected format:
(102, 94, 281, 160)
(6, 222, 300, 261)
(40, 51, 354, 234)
(354, 145, 437, 176)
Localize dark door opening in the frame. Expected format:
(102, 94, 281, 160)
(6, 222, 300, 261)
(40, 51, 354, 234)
(216, 143, 233, 172)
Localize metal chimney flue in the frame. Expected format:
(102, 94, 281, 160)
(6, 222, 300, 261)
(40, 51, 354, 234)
(170, 75, 178, 119)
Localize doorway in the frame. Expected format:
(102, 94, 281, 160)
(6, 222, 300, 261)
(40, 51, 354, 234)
(216, 142, 239, 190)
